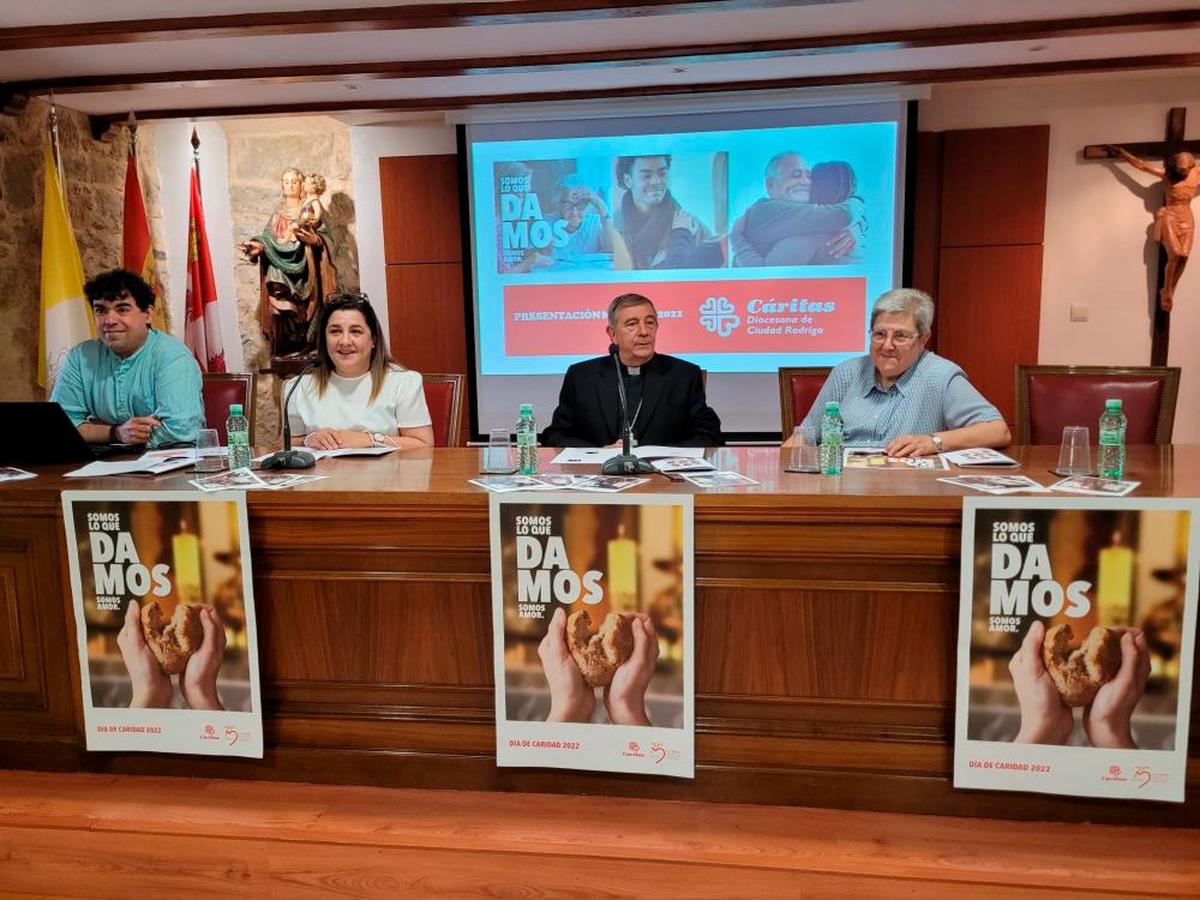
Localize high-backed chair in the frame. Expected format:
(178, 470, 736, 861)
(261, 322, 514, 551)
(778, 366, 831, 435)
(202, 373, 255, 444)
(1014, 364, 1180, 445)
(422, 373, 465, 447)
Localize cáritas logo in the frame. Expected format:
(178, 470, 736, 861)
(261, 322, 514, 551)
(699, 296, 740, 337)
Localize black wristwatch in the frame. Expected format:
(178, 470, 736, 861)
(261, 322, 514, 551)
(109, 424, 120, 444)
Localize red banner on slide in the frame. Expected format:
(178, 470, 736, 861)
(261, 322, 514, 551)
(503, 277, 866, 356)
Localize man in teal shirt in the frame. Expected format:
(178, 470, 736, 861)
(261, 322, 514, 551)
(51, 269, 204, 448)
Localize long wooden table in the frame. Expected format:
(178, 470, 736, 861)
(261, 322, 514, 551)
(3, 445, 1196, 825)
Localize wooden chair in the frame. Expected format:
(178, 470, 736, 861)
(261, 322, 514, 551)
(202, 373, 255, 443)
(1014, 364, 1180, 445)
(778, 366, 831, 435)
(422, 373, 465, 447)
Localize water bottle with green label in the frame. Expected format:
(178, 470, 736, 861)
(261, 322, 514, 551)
(226, 404, 251, 471)
(820, 401, 844, 476)
(515, 403, 537, 475)
(1098, 398, 1126, 480)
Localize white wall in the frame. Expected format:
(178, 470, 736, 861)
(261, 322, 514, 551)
(149, 120, 245, 373)
(921, 71, 1200, 442)
(349, 118, 457, 339)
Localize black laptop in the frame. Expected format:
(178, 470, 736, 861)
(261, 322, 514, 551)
(2, 402, 135, 466)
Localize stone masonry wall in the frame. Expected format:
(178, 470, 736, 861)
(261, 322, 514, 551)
(0, 100, 171, 401)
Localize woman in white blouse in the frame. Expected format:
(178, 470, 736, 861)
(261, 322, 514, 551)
(288, 293, 435, 450)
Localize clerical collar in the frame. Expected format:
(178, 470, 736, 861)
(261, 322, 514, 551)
(627, 365, 641, 376)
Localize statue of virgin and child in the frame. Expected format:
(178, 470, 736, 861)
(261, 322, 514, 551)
(238, 168, 338, 363)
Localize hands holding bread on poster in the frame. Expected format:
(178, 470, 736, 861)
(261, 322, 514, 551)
(117, 599, 226, 710)
(1009, 620, 1151, 748)
(539, 607, 658, 726)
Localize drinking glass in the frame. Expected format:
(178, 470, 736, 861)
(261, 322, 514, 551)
(194, 428, 224, 472)
(483, 428, 513, 472)
(1055, 426, 1092, 476)
(787, 426, 820, 472)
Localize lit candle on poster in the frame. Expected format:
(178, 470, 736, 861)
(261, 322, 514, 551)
(1097, 531, 1133, 627)
(607, 524, 638, 613)
(172, 522, 202, 605)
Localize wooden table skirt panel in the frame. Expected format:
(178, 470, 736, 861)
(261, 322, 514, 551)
(0, 445, 1196, 826)
(0, 506, 81, 771)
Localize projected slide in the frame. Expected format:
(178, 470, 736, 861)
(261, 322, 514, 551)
(471, 120, 898, 376)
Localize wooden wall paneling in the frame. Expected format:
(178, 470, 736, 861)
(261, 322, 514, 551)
(379, 155, 462, 265)
(383, 261, 466, 362)
(910, 130, 944, 349)
(931, 124, 1048, 423)
(939, 125, 1049, 247)
(385, 263, 469, 437)
(380, 153, 471, 442)
(937, 245, 1043, 423)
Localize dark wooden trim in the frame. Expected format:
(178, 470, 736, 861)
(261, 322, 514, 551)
(90, 52, 1200, 126)
(0, 1, 811, 51)
(14, 10, 1200, 97)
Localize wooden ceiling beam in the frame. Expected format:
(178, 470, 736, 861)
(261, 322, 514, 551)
(85, 51, 1200, 129)
(10, 10, 1200, 97)
(0, 0, 813, 51)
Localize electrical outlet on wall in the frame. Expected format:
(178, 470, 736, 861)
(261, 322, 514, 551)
(1069, 304, 1089, 322)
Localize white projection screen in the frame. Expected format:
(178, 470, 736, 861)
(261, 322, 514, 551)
(463, 98, 908, 438)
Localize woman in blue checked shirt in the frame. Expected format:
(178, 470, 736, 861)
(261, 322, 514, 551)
(790, 288, 1011, 457)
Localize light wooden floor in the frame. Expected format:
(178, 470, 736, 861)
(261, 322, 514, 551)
(0, 770, 1197, 898)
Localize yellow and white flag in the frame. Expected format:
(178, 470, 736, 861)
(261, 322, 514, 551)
(38, 144, 92, 390)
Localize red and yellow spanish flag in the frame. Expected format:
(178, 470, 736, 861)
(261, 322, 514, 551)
(38, 144, 92, 390)
(122, 145, 168, 332)
(185, 167, 226, 372)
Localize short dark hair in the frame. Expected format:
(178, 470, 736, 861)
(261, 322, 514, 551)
(607, 292, 656, 328)
(84, 269, 155, 311)
(615, 154, 671, 184)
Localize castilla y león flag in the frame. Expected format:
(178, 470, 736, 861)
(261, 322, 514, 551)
(185, 167, 226, 373)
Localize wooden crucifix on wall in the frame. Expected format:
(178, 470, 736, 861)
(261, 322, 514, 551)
(1083, 107, 1200, 366)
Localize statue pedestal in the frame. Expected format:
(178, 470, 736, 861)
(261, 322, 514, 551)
(261, 356, 316, 379)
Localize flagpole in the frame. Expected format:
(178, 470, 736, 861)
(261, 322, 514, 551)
(191, 126, 202, 196)
(48, 91, 62, 181)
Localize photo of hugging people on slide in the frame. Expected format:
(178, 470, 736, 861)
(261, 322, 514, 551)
(729, 149, 866, 267)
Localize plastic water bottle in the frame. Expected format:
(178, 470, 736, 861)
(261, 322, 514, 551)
(516, 403, 537, 475)
(1098, 398, 1126, 480)
(227, 403, 251, 471)
(820, 401, 844, 475)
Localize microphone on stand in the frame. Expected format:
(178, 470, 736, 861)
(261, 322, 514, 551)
(602, 345, 655, 476)
(261, 361, 317, 470)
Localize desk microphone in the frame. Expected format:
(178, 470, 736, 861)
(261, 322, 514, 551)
(261, 362, 317, 470)
(602, 347, 655, 476)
